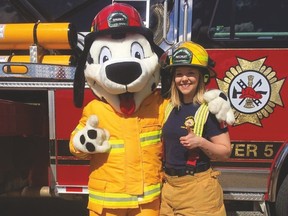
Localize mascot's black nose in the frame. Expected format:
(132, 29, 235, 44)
(106, 62, 142, 85)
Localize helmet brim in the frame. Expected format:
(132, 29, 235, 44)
(165, 64, 216, 78)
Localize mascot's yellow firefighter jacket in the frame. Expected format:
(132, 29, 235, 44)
(69, 90, 169, 212)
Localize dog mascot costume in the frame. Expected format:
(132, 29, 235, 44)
(69, 3, 234, 216)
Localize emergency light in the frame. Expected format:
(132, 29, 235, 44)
(0, 55, 75, 74)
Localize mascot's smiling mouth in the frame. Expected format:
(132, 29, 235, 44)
(119, 92, 135, 115)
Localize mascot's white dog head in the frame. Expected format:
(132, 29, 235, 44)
(74, 3, 163, 115)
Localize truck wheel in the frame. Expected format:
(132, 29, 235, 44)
(275, 175, 288, 216)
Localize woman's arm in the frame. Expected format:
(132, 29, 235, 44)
(199, 132, 231, 161)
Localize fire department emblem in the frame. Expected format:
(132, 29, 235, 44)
(217, 57, 285, 126)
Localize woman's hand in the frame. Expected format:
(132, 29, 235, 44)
(179, 126, 202, 149)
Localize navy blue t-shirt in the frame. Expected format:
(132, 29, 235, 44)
(162, 102, 228, 169)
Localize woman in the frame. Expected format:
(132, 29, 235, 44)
(160, 41, 232, 216)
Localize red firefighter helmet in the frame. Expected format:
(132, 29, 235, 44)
(87, 3, 163, 57)
(91, 3, 144, 32)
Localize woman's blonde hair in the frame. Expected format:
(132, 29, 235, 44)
(169, 67, 206, 109)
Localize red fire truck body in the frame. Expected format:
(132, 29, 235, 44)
(50, 49, 288, 215)
(207, 49, 287, 205)
(1, 0, 288, 215)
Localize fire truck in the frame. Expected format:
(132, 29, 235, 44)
(0, 0, 287, 215)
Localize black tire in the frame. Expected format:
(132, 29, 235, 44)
(275, 175, 288, 216)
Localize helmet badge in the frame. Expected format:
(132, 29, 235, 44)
(172, 48, 192, 64)
(108, 12, 128, 28)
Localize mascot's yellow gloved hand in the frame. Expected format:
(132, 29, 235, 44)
(73, 115, 111, 153)
(204, 89, 235, 125)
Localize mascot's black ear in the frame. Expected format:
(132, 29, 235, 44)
(73, 33, 96, 108)
(73, 57, 86, 108)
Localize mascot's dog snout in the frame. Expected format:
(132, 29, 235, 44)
(106, 62, 142, 85)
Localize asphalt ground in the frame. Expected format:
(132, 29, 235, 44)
(0, 197, 89, 216)
(0, 197, 265, 216)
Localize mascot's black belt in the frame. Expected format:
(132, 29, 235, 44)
(164, 163, 210, 176)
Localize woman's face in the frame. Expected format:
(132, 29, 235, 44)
(174, 66, 200, 103)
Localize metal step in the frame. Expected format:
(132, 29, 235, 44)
(227, 211, 264, 216)
(224, 193, 267, 216)
(224, 192, 264, 201)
